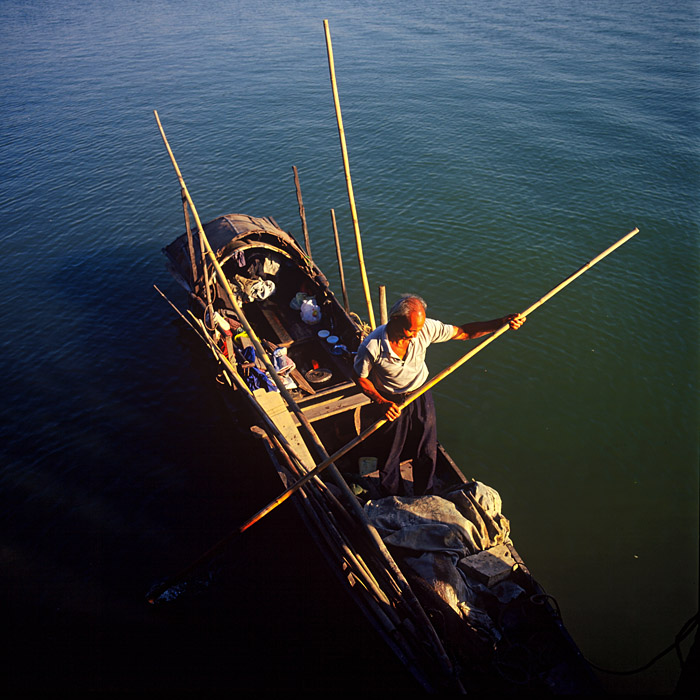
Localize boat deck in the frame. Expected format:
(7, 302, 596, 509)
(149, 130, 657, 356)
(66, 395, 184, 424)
(242, 295, 372, 427)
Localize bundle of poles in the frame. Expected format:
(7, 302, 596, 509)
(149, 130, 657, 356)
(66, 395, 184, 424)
(146, 25, 640, 683)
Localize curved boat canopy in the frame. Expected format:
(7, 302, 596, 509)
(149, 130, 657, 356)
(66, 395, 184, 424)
(163, 213, 311, 292)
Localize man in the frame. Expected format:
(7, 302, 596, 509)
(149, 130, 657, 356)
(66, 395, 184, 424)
(353, 295, 525, 497)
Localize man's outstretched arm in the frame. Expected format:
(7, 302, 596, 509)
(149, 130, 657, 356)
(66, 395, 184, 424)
(451, 313, 526, 340)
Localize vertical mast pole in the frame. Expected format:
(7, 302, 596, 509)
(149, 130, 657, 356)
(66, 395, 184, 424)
(330, 208, 350, 313)
(292, 165, 312, 261)
(323, 19, 376, 329)
(379, 285, 388, 325)
(182, 193, 198, 291)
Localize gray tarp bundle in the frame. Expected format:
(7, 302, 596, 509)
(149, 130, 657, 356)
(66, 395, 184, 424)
(364, 481, 526, 643)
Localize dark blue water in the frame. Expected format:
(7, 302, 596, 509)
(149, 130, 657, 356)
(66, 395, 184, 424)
(1, 0, 697, 693)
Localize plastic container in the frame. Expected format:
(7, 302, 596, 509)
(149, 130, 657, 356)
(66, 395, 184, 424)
(273, 347, 295, 373)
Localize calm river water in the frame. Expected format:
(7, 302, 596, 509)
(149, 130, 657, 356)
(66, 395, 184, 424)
(1, 0, 697, 694)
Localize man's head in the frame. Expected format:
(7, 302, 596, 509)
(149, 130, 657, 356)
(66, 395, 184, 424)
(388, 295, 426, 339)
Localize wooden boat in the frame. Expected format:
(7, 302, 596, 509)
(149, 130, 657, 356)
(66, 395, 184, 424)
(159, 209, 603, 694)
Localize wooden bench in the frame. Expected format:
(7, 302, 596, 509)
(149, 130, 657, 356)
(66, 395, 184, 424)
(292, 391, 372, 425)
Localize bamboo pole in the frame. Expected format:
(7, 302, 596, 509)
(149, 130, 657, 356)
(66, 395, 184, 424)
(402, 226, 642, 401)
(151, 116, 452, 666)
(183, 193, 213, 322)
(195, 226, 640, 541)
(182, 193, 198, 289)
(330, 208, 350, 313)
(323, 19, 375, 329)
(153, 111, 354, 498)
(152, 118, 456, 679)
(292, 165, 312, 260)
(379, 285, 388, 325)
(157, 274, 451, 666)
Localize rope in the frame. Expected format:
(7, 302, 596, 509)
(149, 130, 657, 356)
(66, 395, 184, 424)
(493, 569, 698, 682)
(587, 612, 698, 676)
(349, 311, 371, 337)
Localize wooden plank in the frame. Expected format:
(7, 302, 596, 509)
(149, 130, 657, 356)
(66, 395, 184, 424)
(254, 388, 315, 469)
(303, 389, 367, 412)
(293, 392, 372, 425)
(296, 379, 355, 404)
(289, 367, 316, 395)
(259, 305, 294, 346)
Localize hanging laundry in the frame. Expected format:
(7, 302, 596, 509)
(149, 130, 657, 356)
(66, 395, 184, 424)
(263, 257, 281, 276)
(232, 249, 246, 267)
(249, 278, 275, 300)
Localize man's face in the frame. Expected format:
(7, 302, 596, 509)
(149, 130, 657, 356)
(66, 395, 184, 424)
(401, 309, 426, 339)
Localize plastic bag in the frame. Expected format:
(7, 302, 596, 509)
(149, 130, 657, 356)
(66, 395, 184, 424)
(300, 297, 321, 325)
(290, 292, 313, 310)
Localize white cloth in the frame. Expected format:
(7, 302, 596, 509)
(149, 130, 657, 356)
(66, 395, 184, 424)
(233, 275, 275, 302)
(364, 481, 523, 642)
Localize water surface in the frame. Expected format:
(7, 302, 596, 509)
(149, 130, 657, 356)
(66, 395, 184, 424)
(1, 0, 697, 693)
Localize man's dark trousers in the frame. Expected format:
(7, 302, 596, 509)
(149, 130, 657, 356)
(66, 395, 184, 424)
(378, 390, 437, 497)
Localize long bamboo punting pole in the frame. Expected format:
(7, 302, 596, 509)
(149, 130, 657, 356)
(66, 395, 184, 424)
(153, 110, 341, 474)
(323, 19, 376, 329)
(194, 226, 640, 541)
(406, 227, 641, 399)
(292, 165, 312, 261)
(151, 115, 454, 668)
(330, 208, 350, 312)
